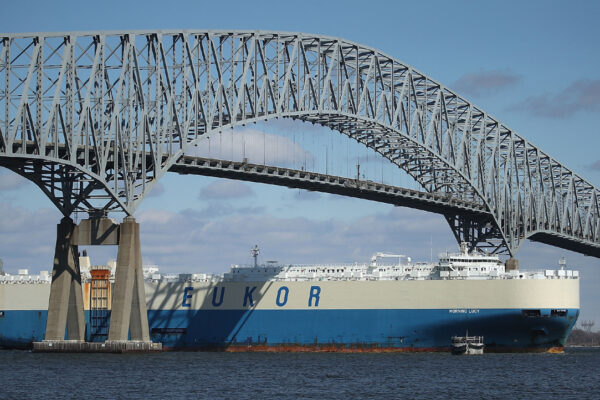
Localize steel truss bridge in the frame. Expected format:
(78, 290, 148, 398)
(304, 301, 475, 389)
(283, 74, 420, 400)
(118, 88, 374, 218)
(1, 30, 599, 257)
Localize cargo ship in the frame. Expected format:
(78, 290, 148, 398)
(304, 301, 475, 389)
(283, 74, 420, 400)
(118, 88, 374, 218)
(0, 244, 579, 352)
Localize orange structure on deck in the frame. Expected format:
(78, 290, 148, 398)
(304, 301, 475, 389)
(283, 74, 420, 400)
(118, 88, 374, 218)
(89, 267, 111, 341)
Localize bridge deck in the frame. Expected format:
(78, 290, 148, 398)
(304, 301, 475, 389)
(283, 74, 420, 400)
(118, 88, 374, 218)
(171, 156, 489, 217)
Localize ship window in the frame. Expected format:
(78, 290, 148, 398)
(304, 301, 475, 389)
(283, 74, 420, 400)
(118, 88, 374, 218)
(0, 311, 4, 318)
(522, 309, 541, 317)
(551, 309, 567, 317)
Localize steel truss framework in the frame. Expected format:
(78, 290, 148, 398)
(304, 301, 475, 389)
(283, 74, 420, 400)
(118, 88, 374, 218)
(1, 30, 599, 256)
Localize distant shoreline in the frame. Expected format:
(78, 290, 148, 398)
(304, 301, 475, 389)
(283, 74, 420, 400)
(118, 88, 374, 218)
(566, 328, 600, 347)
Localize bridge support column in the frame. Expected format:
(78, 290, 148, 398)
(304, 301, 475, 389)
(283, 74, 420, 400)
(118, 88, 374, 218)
(107, 217, 150, 342)
(44, 217, 85, 341)
(35, 216, 160, 352)
(445, 214, 506, 255)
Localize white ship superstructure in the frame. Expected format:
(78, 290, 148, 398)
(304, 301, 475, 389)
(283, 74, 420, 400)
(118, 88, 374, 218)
(220, 244, 577, 283)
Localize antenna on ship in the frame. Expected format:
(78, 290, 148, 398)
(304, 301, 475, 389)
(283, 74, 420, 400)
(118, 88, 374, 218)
(251, 245, 260, 268)
(430, 236, 433, 262)
(559, 256, 566, 270)
(0, 258, 4, 275)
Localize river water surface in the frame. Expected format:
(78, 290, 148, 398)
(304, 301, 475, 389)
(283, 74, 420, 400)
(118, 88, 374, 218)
(1, 348, 598, 399)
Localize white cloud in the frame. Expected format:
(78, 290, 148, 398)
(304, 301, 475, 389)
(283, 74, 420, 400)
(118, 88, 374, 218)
(0, 169, 28, 191)
(146, 182, 165, 198)
(188, 128, 313, 167)
(199, 180, 254, 200)
(0, 202, 62, 271)
(130, 206, 458, 272)
(137, 209, 176, 224)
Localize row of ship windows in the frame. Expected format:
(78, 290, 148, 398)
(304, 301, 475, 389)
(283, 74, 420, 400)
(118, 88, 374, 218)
(237, 267, 503, 273)
(522, 309, 567, 317)
(442, 259, 497, 263)
(236, 268, 363, 273)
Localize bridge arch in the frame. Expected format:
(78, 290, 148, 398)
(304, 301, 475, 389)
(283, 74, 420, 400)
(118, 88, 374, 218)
(1, 30, 599, 256)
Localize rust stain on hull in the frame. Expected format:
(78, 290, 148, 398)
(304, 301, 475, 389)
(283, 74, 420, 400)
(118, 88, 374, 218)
(222, 345, 448, 353)
(160, 344, 565, 353)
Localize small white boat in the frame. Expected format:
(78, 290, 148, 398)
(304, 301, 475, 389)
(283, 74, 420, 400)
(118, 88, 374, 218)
(451, 332, 484, 355)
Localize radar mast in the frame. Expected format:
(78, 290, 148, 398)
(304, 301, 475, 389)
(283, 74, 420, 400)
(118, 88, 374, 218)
(251, 245, 260, 268)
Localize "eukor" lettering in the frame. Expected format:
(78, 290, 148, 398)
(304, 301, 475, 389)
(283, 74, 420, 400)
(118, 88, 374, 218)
(180, 285, 323, 308)
(243, 286, 257, 307)
(276, 286, 289, 307)
(182, 287, 193, 307)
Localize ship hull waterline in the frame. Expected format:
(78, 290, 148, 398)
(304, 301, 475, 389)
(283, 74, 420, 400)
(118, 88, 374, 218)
(0, 308, 578, 352)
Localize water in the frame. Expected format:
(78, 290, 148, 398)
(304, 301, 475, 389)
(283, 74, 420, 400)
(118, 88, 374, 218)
(1, 348, 599, 399)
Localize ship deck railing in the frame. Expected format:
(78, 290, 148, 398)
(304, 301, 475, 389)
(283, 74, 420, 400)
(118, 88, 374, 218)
(0, 276, 52, 284)
(451, 336, 484, 344)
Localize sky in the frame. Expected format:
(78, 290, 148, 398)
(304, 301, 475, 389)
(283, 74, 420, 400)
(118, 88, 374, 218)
(1, 0, 599, 325)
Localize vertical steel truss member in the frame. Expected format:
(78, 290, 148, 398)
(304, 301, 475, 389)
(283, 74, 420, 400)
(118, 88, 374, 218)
(1, 31, 600, 256)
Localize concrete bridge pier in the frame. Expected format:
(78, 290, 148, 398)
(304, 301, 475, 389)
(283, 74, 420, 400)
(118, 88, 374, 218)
(44, 217, 85, 341)
(107, 217, 150, 342)
(35, 216, 160, 352)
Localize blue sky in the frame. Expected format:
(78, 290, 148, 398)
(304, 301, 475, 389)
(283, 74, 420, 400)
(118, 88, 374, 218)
(1, 0, 599, 324)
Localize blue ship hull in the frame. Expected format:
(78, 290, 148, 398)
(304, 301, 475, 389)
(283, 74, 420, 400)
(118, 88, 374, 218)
(0, 308, 578, 352)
